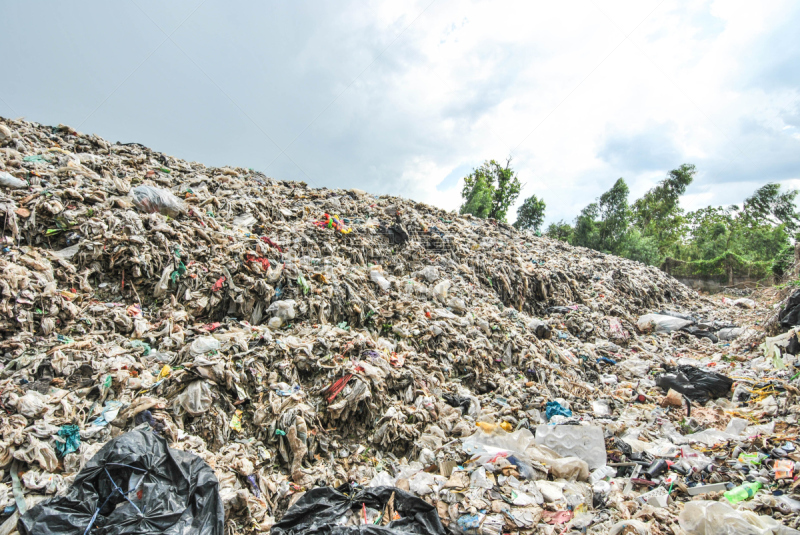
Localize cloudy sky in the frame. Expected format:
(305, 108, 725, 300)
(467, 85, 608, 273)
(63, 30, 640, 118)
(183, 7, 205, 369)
(1, 1, 798, 224)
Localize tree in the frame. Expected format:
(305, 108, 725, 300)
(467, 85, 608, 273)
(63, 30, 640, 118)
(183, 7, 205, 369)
(742, 183, 800, 232)
(514, 195, 546, 232)
(597, 178, 630, 252)
(545, 220, 573, 242)
(460, 159, 522, 222)
(632, 163, 696, 256)
(572, 202, 600, 250)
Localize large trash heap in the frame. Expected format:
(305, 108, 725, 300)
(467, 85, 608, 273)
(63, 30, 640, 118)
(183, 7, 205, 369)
(1, 116, 800, 535)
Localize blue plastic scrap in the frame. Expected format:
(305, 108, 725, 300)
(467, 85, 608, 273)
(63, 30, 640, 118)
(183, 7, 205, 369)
(545, 401, 572, 421)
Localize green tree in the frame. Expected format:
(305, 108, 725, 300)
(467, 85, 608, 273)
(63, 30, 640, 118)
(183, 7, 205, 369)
(545, 220, 573, 242)
(514, 195, 546, 232)
(460, 159, 522, 222)
(742, 183, 800, 232)
(632, 163, 696, 256)
(572, 202, 601, 250)
(597, 178, 630, 252)
(618, 228, 660, 265)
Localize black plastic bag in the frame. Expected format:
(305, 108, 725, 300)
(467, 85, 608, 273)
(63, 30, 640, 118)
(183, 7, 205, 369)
(272, 485, 446, 535)
(19, 428, 223, 535)
(655, 365, 733, 403)
(779, 289, 800, 329)
(679, 325, 718, 343)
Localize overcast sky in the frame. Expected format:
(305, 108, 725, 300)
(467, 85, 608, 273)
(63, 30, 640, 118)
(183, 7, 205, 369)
(2, 1, 799, 224)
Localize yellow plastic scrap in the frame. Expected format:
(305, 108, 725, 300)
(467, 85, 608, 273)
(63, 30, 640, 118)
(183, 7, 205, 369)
(230, 410, 243, 432)
(159, 365, 172, 379)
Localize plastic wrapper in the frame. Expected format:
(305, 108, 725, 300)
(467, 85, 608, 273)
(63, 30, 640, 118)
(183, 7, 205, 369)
(370, 268, 391, 291)
(190, 336, 221, 355)
(678, 500, 792, 535)
(18, 428, 222, 535)
(655, 365, 733, 403)
(271, 485, 446, 535)
(267, 300, 297, 323)
(636, 313, 693, 333)
(130, 185, 185, 217)
(177, 380, 213, 416)
(0, 171, 27, 188)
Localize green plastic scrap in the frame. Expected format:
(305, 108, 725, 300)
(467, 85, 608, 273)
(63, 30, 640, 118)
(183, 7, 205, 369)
(297, 274, 310, 295)
(55, 424, 80, 457)
(275, 429, 287, 436)
(129, 339, 151, 356)
(171, 261, 187, 283)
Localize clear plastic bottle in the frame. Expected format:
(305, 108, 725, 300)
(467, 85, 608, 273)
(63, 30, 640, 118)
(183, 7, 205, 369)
(723, 481, 762, 504)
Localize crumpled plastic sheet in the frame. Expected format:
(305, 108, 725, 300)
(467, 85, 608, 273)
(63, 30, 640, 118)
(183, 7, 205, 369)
(19, 428, 223, 535)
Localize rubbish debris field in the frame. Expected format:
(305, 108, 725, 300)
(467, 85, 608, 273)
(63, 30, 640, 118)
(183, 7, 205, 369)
(2, 116, 800, 535)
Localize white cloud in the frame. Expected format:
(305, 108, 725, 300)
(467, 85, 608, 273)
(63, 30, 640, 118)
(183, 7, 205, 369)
(0, 0, 798, 225)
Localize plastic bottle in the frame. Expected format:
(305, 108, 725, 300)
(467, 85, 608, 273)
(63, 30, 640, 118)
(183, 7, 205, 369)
(589, 465, 616, 483)
(723, 482, 762, 504)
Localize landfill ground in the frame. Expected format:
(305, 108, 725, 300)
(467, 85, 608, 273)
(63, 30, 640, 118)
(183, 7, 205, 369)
(2, 115, 800, 535)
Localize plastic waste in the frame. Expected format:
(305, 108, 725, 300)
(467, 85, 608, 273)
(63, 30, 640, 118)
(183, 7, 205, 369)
(18, 429, 223, 535)
(655, 365, 733, 403)
(130, 185, 185, 217)
(637, 313, 693, 333)
(190, 336, 221, 355)
(177, 380, 213, 416)
(0, 171, 28, 188)
(272, 485, 445, 535)
(544, 401, 572, 421)
(679, 500, 786, 535)
(370, 268, 391, 291)
(534, 425, 607, 470)
(724, 481, 762, 504)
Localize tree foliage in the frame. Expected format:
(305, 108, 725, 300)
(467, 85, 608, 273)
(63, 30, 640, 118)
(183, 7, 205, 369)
(463, 159, 797, 280)
(545, 220, 573, 242)
(460, 159, 522, 222)
(514, 195, 546, 232)
(632, 164, 695, 256)
(554, 163, 796, 277)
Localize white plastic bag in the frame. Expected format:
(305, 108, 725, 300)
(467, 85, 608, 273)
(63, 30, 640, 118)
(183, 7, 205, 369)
(190, 336, 221, 356)
(177, 380, 213, 416)
(636, 314, 693, 333)
(131, 185, 185, 217)
(370, 268, 391, 291)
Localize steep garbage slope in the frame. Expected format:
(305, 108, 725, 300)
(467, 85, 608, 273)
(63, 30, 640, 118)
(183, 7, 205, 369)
(5, 117, 795, 535)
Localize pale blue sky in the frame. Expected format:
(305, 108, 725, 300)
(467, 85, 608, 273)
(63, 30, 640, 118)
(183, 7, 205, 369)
(1, 1, 798, 224)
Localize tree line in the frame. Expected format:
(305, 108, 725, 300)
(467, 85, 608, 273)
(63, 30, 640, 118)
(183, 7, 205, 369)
(459, 159, 799, 277)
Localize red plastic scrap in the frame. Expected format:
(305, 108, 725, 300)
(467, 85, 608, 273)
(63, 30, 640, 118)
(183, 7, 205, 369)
(246, 254, 271, 270)
(325, 374, 353, 403)
(260, 236, 283, 253)
(202, 322, 222, 332)
(212, 276, 226, 292)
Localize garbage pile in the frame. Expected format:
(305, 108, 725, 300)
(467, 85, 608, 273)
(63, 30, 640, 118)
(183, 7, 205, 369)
(1, 115, 800, 535)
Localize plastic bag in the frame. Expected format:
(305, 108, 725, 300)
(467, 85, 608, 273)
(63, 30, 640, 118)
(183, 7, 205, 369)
(19, 429, 222, 535)
(637, 314, 693, 333)
(190, 336, 221, 356)
(0, 171, 27, 188)
(679, 500, 787, 535)
(655, 365, 733, 403)
(527, 318, 552, 339)
(267, 300, 297, 322)
(731, 298, 756, 309)
(272, 484, 445, 535)
(420, 266, 439, 282)
(370, 268, 391, 291)
(130, 185, 185, 218)
(177, 380, 213, 416)
(433, 280, 451, 302)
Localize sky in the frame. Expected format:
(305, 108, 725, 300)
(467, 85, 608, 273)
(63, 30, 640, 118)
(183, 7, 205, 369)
(1, 1, 799, 225)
